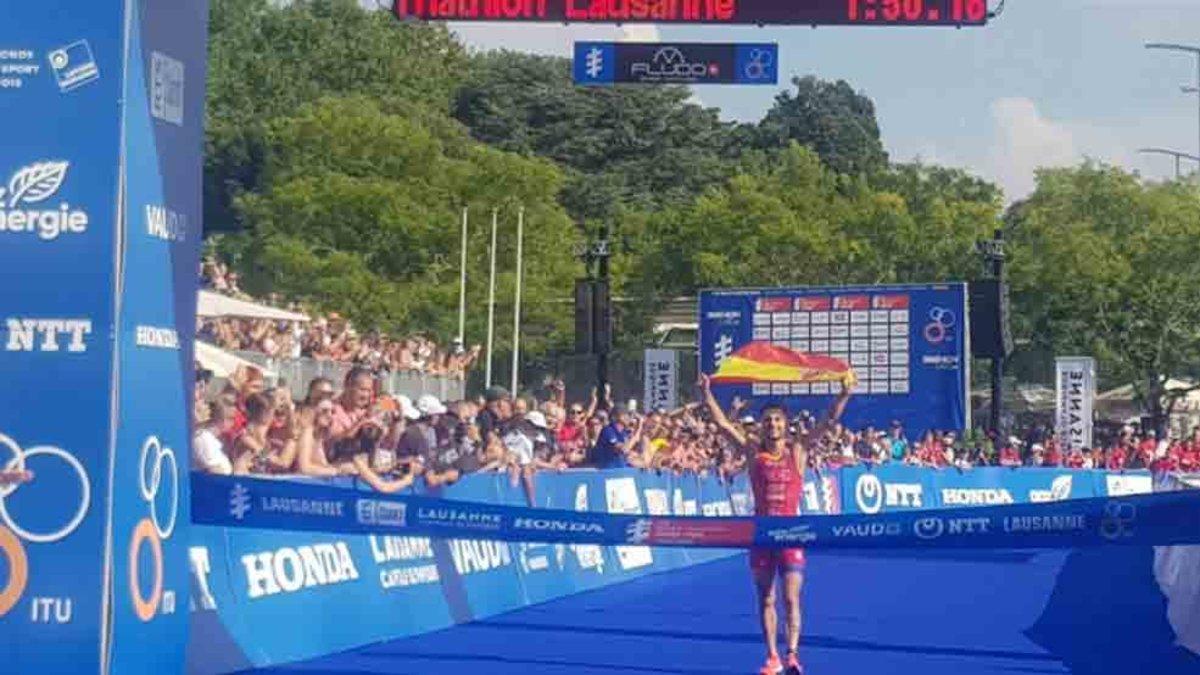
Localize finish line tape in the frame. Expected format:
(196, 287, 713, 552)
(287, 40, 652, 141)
(193, 473, 1200, 550)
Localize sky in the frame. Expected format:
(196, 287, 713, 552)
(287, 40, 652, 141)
(405, 0, 1200, 202)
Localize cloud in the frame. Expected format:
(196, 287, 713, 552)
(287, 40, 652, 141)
(986, 97, 1080, 200)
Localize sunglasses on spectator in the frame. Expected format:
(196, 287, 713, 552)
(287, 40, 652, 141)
(316, 404, 334, 415)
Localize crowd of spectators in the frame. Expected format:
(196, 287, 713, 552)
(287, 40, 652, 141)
(192, 365, 1197, 496)
(198, 257, 480, 379)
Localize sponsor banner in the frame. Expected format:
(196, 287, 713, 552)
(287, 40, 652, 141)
(842, 465, 932, 514)
(108, 1, 208, 671)
(699, 283, 970, 440)
(933, 468, 1096, 507)
(193, 472, 1200, 551)
(1055, 357, 1096, 451)
(574, 42, 777, 86)
(187, 470, 748, 672)
(643, 348, 679, 412)
(1, 2, 205, 672)
(1105, 473, 1154, 497)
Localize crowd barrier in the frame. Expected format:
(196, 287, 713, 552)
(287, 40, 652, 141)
(1154, 473, 1200, 657)
(230, 349, 466, 403)
(186, 466, 1163, 673)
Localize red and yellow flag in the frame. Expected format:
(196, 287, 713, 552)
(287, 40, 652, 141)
(711, 341, 856, 385)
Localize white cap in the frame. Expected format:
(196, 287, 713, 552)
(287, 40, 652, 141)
(395, 395, 421, 421)
(526, 411, 549, 429)
(416, 394, 447, 417)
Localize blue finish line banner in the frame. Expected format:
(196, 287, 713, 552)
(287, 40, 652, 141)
(192, 473, 1200, 551)
(574, 42, 777, 85)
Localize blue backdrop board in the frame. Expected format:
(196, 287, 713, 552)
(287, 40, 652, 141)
(699, 284, 970, 438)
(573, 42, 778, 85)
(0, 2, 206, 673)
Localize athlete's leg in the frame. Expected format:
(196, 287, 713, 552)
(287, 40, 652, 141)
(751, 553, 781, 661)
(782, 569, 804, 656)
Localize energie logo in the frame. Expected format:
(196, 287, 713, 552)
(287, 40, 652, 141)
(0, 161, 89, 241)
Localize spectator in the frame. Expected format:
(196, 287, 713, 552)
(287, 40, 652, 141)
(999, 438, 1022, 468)
(233, 394, 297, 475)
(330, 368, 376, 445)
(591, 407, 643, 469)
(193, 401, 234, 475)
(304, 377, 336, 405)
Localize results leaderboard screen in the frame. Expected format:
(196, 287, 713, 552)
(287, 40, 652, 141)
(698, 283, 969, 438)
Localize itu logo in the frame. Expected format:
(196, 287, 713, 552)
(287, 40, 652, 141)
(229, 483, 252, 521)
(129, 436, 179, 622)
(0, 431, 91, 618)
(1099, 501, 1136, 541)
(923, 306, 956, 345)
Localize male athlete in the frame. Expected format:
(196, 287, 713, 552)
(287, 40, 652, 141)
(699, 373, 852, 675)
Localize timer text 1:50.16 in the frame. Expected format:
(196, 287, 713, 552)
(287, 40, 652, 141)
(848, 0, 986, 23)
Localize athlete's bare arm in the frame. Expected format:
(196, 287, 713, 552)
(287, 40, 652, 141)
(812, 374, 853, 439)
(698, 373, 747, 447)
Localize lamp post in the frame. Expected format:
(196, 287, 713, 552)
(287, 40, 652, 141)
(1146, 43, 1200, 174)
(1137, 148, 1200, 180)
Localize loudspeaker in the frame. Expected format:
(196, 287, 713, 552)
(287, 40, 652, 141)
(593, 280, 612, 355)
(969, 280, 1013, 358)
(574, 279, 594, 355)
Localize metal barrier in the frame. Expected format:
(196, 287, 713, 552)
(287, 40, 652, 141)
(231, 350, 466, 401)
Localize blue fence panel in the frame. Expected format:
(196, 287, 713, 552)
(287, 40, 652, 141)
(840, 464, 937, 514)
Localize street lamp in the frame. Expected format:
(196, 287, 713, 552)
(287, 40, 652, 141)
(1146, 43, 1200, 173)
(1137, 147, 1200, 180)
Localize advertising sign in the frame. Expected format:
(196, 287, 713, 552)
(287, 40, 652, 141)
(699, 283, 970, 438)
(643, 348, 678, 412)
(574, 42, 777, 85)
(1055, 357, 1095, 451)
(0, 3, 205, 672)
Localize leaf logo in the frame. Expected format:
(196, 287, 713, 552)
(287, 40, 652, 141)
(7, 161, 70, 208)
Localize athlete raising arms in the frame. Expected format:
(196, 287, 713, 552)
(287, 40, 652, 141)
(699, 373, 852, 675)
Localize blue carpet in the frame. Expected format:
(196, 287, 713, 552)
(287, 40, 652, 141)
(250, 547, 1200, 675)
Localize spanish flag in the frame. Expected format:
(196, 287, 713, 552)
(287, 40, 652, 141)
(712, 341, 856, 385)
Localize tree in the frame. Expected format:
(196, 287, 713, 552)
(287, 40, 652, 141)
(205, 0, 466, 229)
(756, 76, 888, 177)
(228, 96, 580, 356)
(454, 50, 741, 220)
(1007, 164, 1200, 431)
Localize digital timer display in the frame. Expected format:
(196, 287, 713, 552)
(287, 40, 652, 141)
(392, 0, 988, 25)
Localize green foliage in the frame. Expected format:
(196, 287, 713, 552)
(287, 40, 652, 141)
(1007, 164, 1200, 421)
(755, 76, 889, 176)
(454, 50, 741, 219)
(205, 0, 466, 229)
(618, 145, 1002, 339)
(231, 96, 579, 353)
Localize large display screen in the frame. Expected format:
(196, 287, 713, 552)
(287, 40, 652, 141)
(698, 283, 970, 438)
(393, 0, 988, 25)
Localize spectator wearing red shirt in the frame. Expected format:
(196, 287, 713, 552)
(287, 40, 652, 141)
(1063, 449, 1086, 469)
(1105, 444, 1127, 471)
(1150, 452, 1179, 473)
(999, 438, 1022, 467)
(1043, 437, 1062, 467)
(1137, 431, 1159, 466)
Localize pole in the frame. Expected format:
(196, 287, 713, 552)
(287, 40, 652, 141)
(457, 206, 468, 351)
(1146, 43, 1200, 175)
(511, 206, 524, 397)
(989, 227, 1005, 438)
(485, 208, 498, 388)
(596, 221, 611, 403)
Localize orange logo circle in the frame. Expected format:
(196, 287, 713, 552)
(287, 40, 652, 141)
(0, 525, 28, 617)
(128, 517, 162, 622)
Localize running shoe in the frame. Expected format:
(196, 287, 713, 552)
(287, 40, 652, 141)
(759, 656, 783, 675)
(785, 652, 803, 675)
